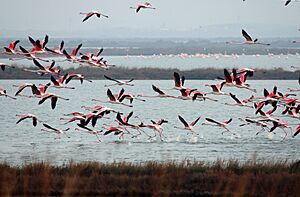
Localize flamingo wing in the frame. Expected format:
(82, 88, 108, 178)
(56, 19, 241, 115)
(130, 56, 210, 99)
(229, 93, 242, 104)
(205, 118, 221, 125)
(191, 116, 201, 126)
(173, 72, 181, 88)
(104, 75, 121, 83)
(42, 123, 57, 131)
(285, 0, 292, 6)
(107, 89, 116, 101)
(178, 115, 189, 127)
(242, 29, 252, 41)
(82, 13, 94, 22)
(152, 85, 165, 95)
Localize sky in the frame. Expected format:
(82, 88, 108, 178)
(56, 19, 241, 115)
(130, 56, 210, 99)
(0, 0, 299, 38)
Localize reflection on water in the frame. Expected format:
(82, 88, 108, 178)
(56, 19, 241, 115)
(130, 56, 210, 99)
(0, 80, 299, 165)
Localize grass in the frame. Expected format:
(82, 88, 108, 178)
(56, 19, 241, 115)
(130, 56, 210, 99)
(0, 160, 299, 196)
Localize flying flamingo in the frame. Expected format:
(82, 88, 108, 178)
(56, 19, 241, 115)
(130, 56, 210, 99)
(139, 85, 177, 98)
(38, 93, 69, 109)
(268, 120, 292, 140)
(104, 75, 134, 86)
(234, 74, 257, 93)
(50, 75, 75, 89)
(0, 63, 15, 71)
(224, 93, 253, 108)
(202, 118, 234, 135)
(14, 83, 35, 96)
(102, 124, 130, 140)
(0, 88, 16, 100)
(16, 46, 49, 62)
(63, 43, 82, 62)
(205, 81, 227, 95)
(80, 10, 108, 22)
(28, 35, 48, 53)
(239, 118, 269, 135)
(241, 29, 270, 45)
(192, 91, 218, 102)
(75, 124, 102, 142)
(41, 123, 70, 139)
(45, 41, 65, 55)
(16, 114, 40, 127)
(65, 73, 92, 84)
(23, 59, 61, 76)
(139, 119, 168, 141)
(130, 2, 156, 13)
(92, 88, 133, 107)
(174, 115, 201, 133)
(3, 40, 20, 54)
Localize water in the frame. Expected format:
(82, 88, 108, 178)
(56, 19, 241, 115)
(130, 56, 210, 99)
(0, 80, 299, 165)
(1, 54, 300, 70)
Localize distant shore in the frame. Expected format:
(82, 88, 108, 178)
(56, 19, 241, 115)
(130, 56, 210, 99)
(0, 65, 299, 80)
(0, 160, 299, 196)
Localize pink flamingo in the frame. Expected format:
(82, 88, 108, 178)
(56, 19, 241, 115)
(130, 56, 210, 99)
(130, 2, 156, 13)
(0, 88, 16, 100)
(174, 115, 201, 133)
(80, 10, 108, 22)
(16, 114, 40, 127)
(38, 93, 69, 109)
(41, 123, 70, 139)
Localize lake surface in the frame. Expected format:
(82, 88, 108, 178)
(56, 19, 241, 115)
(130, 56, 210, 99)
(1, 54, 300, 70)
(0, 80, 299, 165)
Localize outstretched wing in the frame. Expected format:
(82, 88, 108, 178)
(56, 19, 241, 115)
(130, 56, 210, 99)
(229, 93, 242, 104)
(191, 116, 201, 126)
(42, 123, 57, 131)
(178, 115, 189, 127)
(104, 75, 121, 83)
(242, 29, 252, 41)
(205, 118, 221, 125)
(285, 0, 292, 6)
(152, 85, 165, 95)
(107, 89, 116, 101)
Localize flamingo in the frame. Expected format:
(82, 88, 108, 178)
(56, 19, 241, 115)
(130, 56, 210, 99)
(3, 40, 20, 54)
(45, 41, 64, 55)
(16, 114, 40, 127)
(268, 120, 292, 140)
(92, 88, 133, 107)
(50, 75, 75, 89)
(16, 46, 49, 62)
(65, 73, 92, 84)
(38, 93, 69, 109)
(63, 44, 82, 62)
(224, 93, 253, 108)
(41, 123, 70, 139)
(174, 115, 201, 133)
(142, 85, 177, 98)
(14, 83, 35, 96)
(192, 91, 218, 102)
(239, 118, 269, 135)
(75, 124, 102, 142)
(241, 29, 270, 45)
(0, 63, 15, 71)
(102, 124, 130, 140)
(234, 73, 257, 93)
(139, 119, 168, 141)
(130, 2, 156, 13)
(23, 59, 61, 76)
(28, 35, 48, 53)
(80, 10, 108, 22)
(205, 81, 227, 95)
(0, 88, 16, 100)
(104, 75, 134, 86)
(202, 118, 234, 135)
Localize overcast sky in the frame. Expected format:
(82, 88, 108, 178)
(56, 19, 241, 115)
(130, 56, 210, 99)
(0, 0, 299, 38)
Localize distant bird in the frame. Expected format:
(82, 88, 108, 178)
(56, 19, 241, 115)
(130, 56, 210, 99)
(202, 118, 233, 135)
(38, 93, 69, 109)
(130, 2, 156, 13)
(16, 114, 40, 127)
(80, 10, 108, 22)
(41, 123, 70, 139)
(104, 75, 134, 86)
(0, 88, 16, 100)
(0, 63, 14, 71)
(241, 29, 270, 45)
(174, 115, 201, 132)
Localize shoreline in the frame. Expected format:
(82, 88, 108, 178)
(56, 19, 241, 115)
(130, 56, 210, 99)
(0, 160, 299, 196)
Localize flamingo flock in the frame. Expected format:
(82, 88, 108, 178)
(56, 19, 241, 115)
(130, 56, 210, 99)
(0, 1, 299, 141)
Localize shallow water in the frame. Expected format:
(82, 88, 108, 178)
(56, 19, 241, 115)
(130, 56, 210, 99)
(1, 54, 300, 70)
(0, 80, 299, 165)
